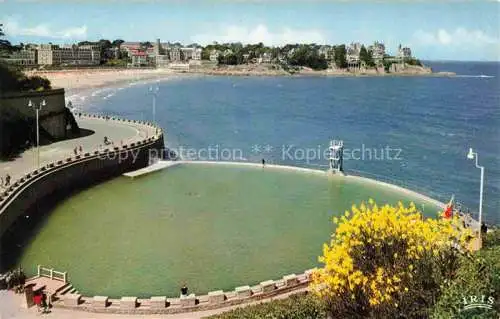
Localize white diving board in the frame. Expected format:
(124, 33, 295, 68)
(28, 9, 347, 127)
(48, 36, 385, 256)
(123, 160, 182, 178)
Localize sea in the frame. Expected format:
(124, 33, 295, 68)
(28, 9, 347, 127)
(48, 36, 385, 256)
(69, 61, 500, 224)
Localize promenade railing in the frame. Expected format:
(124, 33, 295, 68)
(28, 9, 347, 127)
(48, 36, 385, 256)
(0, 114, 163, 213)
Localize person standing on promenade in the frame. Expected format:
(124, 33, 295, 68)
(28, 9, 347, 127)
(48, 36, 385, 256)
(5, 174, 11, 186)
(180, 283, 188, 297)
(262, 158, 266, 167)
(33, 293, 42, 312)
(41, 292, 48, 313)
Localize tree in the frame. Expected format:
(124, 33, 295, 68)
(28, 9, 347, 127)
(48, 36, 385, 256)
(98, 39, 112, 50)
(288, 45, 328, 70)
(140, 41, 153, 50)
(112, 39, 125, 48)
(312, 200, 472, 318)
(359, 45, 375, 67)
(0, 23, 13, 54)
(333, 45, 347, 69)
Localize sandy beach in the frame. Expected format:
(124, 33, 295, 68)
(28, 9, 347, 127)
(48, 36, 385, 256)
(25, 68, 181, 92)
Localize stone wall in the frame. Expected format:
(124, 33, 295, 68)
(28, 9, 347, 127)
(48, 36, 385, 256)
(0, 88, 70, 139)
(55, 269, 315, 314)
(0, 115, 164, 238)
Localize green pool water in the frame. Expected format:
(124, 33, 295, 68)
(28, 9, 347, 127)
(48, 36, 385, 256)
(17, 163, 442, 298)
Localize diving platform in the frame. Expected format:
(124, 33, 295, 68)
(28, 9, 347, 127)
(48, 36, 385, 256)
(123, 160, 181, 178)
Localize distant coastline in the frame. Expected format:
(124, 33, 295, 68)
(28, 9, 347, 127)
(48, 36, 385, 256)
(195, 64, 456, 77)
(26, 64, 456, 92)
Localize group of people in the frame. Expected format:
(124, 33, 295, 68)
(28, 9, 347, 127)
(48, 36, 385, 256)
(0, 268, 26, 292)
(0, 174, 11, 188)
(73, 145, 84, 156)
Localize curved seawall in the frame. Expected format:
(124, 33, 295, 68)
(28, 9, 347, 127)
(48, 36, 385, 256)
(0, 114, 165, 238)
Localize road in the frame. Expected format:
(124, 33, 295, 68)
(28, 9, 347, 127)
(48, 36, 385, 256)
(0, 288, 308, 319)
(0, 117, 157, 184)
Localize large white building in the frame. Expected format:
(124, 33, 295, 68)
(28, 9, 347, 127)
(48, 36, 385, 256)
(4, 49, 37, 66)
(37, 44, 100, 66)
(369, 41, 385, 62)
(397, 44, 412, 59)
(346, 42, 362, 63)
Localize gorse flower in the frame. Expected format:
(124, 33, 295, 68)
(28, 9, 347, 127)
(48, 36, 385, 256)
(311, 200, 471, 311)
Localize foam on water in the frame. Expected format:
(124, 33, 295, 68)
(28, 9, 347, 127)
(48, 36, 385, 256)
(454, 74, 495, 78)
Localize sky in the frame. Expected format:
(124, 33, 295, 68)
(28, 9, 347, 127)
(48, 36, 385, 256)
(1, 0, 499, 61)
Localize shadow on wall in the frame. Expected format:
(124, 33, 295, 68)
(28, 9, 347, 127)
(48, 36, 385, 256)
(0, 188, 60, 272)
(0, 156, 128, 272)
(0, 108, 87, 161)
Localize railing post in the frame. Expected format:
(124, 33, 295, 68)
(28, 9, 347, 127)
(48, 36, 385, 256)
(63, 272, 67, 283)
(50, 269, 53, 279)
(37, 265, 41, 277)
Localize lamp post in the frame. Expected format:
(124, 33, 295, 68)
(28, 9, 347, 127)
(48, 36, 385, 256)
(148, 86, 159, 123)
(467, 147, 485, 238)
(28, 99, 46, 169)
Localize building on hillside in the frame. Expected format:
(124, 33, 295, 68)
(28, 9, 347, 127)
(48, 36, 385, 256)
(3, 49, 38, 66)
(156, 54, 170, 68)
(181, 47, 194, 60)
(318, 45, 334, 60)
(257, 52, 272, 64)
(111, 47, 121, 59)
(154, 39, 162, 56)
(346, 42, 362, 63)
(37, 44, 100, 66)
(192, 48, 202, 60)
(169, 47, 182, 61)
(129, 50, 148, 67)
(209, 49, 220, 62)
(368, 41, 385, 63)
(120, 42, 141, 53)
(397, 44, 412, 59)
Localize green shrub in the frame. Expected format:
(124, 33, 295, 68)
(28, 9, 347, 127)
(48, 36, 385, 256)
(0, 61, 51, 93)
(431, 244, 500, 318)
(207, 293, 326, 319)
(483, 228, 500, 249)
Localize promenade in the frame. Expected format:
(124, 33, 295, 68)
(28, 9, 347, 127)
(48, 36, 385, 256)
(0, 115, 157, 184)
(0, 288, 307, 319)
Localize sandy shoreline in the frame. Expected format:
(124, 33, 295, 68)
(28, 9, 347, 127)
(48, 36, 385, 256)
(26, 67, 455, 93)
(25, 68, 187, 93)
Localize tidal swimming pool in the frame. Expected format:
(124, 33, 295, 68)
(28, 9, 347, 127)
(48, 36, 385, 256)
(14, 163, 442, 297)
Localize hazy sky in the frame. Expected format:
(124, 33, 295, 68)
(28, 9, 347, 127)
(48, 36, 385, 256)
(1, 1, 499, 61)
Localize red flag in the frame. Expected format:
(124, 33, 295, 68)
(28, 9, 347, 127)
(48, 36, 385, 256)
(443, 195, 454, 219)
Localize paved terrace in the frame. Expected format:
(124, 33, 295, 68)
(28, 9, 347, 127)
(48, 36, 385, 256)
(0, 115, 158, 183)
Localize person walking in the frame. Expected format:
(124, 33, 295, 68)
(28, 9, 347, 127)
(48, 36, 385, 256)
(5, 174, 10, 186)
(262, 158, 266, 167)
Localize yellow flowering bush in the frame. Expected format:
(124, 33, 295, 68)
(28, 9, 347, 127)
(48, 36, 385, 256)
(312, 200, 472, 318)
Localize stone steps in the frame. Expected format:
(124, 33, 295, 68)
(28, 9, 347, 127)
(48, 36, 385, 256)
(58, 284, 73, 295)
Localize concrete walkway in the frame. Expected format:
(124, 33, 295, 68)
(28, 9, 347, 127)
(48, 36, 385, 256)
(0, 288, 308, 319)
(0, 116, 157, 184)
